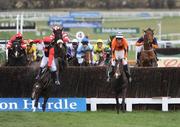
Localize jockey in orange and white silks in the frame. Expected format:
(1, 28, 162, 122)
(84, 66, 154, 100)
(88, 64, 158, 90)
(35, 36, 60, 85)
(107, 32, 132, 83)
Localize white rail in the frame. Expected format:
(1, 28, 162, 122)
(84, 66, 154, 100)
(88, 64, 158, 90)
(86, 97, 180, 112)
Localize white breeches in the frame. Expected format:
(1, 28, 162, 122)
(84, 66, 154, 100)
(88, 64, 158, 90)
(40, 56, 57, 72)
(136, 46, 143, 53)
(112, 50, 127, 66)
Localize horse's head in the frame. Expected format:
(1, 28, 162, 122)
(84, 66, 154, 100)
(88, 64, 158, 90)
(53, 29, 63, 43)
(31, 82, 42, 100)
(84, 50, 92, 65)
(114, 59, 124, 79)
(143, 34, 152, 50)
(143, 28, 154, 49)
(11, 41, 23, 58)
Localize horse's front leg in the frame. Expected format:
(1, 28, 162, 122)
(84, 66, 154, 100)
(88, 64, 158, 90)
(32, 97, 39, 112)
(121, 87, 127, 113)
(115, 93, 120, 114)
(34, 97, 39, 108)
(42, 97, 49, 112)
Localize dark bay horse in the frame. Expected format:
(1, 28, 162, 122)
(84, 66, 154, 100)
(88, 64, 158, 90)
(31, 67, 52, 112)
(7, 41, 27, 66)
(111, 59, 128, 113)
(54, 41, 67, 72)
(139, 34, 157, 67)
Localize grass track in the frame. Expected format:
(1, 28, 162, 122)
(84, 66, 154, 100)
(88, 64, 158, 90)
(0, 110, 179, 127)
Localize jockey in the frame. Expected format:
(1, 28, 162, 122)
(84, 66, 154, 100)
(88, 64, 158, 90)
(26, 39, 37, 61)
(93, 39, 105, 64)
(108, 32, 132, 83)
(7, 32, 26, 50)
(76, 37, 94, 64)
(36, 36, 60, 86)
(135, 28, 159, 63)
(51, 25, 70, 67)
(51, 25, 70, 47)
(67, 39, 79, 60)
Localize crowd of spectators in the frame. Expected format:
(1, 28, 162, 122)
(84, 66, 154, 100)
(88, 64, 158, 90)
(0, 0, 178, 10)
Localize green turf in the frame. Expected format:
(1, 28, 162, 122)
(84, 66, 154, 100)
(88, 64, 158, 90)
(0, 16, 180, 40)
(0, 110, 179, 127)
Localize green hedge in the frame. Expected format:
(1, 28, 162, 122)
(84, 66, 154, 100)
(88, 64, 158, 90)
(0, 66, 180, 98)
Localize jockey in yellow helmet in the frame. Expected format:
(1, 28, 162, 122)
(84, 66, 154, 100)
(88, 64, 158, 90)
(26, 39, 37, 62)
(93, 39, 105, 64)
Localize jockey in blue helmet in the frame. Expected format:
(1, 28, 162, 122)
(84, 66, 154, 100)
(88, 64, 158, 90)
(76, 37, 94, 64)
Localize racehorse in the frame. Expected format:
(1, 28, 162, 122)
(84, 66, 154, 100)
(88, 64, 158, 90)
(7, 41, 27, 66)
(68, 57, 79, 66)
(31, 67, 52, 112)
(55, 42, 67, 71)
(81, 50, 93, 66)
(94, 52, 105, 66)
(26, 46, 34, 65)
(139, 34, 157, 67)
(110, 59, 128, 113)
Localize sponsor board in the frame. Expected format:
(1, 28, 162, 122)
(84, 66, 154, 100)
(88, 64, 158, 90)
(0, 98, 86, 112)
(94, 27, 139, 34)
(63, 21, 101, 28)
(69, 12, 101, 18)
(0, 21, 36, 30)
(158, 57, 180, 67)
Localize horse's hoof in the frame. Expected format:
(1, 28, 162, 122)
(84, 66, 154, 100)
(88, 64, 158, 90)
(32, 108, 36, 112)
(42, 104, 46, 112)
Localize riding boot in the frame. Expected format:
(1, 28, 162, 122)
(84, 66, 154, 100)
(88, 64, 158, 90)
(36, 67, 43, 80)
(137, 52, 141, 65)
(51, 71, 60, 86)
(154, 50, 159, 61)
(123, 64, 132, 83)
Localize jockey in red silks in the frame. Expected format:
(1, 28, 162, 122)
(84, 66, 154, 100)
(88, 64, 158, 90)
(50, 25, 70, 68)
(35, 36, 60, 86)
(6, 32, 26, 49)
(50, 25, 70, 45)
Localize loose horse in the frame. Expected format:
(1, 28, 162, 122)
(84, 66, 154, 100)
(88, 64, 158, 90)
(139, 34, 157, 67)
(7, 41, 27, 66)
(31, 67, 52, 112)
(111, 59, 128, 113)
